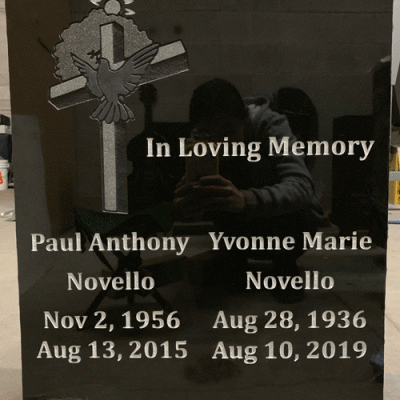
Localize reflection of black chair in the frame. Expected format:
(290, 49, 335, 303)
(75, 205, 184, 316)
(127, 84, 189, 198)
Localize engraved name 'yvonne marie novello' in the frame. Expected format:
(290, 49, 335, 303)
(31, 231, 372, 253)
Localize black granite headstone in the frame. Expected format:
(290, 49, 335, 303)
(7, 1, 392, 399)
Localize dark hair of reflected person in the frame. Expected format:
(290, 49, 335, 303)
(189, 79, 248, 125)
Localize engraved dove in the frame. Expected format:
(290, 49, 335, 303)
(71, 43, 159, 124)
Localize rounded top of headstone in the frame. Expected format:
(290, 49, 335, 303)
(105, 0, 121, 15)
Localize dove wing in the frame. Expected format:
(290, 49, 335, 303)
(114, 43, 159, 95)
(71, 54, 103, 98)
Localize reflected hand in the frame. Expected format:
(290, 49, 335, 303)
(173, 175, 245, 221)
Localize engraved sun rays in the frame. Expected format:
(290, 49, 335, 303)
(89, 0, 136, 16)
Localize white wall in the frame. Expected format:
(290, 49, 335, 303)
(0, 0, 10, 117)
(393, 0, 400, 84)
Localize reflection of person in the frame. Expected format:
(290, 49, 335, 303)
(173, 79, 325, 302)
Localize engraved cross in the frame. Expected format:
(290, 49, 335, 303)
(49, 21, 188, 214)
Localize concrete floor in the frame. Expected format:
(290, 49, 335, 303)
(0, 190, 22, 400)
(0, 189, 399, 399)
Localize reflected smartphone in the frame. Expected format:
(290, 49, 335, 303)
(185, 139, 219, 182)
